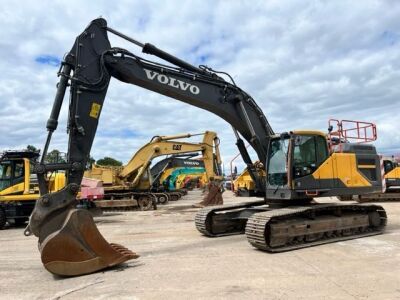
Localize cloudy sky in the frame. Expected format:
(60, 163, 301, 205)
(0, 0, 399, 172)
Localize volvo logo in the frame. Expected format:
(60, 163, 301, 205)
(144, 69, 200, 95)
(183, 161, 200, 166)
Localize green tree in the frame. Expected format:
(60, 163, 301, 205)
(96, 156, 123, 166)
(27, 145, 39, 153)
(45, 149, 66, 164)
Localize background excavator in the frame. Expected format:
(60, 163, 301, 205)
(356, 155, 400, 202)
(0, 150, 65, 229)
(231, 162, 265, 197)
(168, 167, 205, 190)
(25, 18, 387, 277)
(383, 157, 400, 191)
(84, 131, 222, 210)
(151, 155, 222, 191)
(150, 154, 206, 191)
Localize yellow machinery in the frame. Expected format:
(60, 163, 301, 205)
(84, 131, 222, 210)
(232, 161, 265, 197)
(0, 150, 65, 229)
(356, 156, 400, 201)
(384, 157, 400, 189)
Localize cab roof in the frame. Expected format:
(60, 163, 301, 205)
(0, 150, 40, 161)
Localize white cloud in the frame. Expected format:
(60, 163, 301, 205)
(0, 0, 399, 172)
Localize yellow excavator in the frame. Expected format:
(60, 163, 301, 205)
(356, 156, 400, 201)
(232, 161, 265, 197)
(0, 150, 65, 229)
(384, 157, 400, 190)
(84, 131, 222, 210)
(25, 19, 386, 276)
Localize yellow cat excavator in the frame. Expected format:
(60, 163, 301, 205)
(25, 19, 386, 276)
(84, 131, 222, 210)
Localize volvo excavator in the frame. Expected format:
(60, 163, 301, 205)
(150, 154, 205, 191)
(151, 154, 222, 191)
(25, 18, 387, 277)
(84, 131, 221, 210)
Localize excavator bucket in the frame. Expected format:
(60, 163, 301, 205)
(39, 209, 138, 276)
(26, 184, 139, 276)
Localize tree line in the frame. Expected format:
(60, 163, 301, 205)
(26, 145, 122, 167)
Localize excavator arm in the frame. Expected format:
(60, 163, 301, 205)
(26, 18, 274, 276)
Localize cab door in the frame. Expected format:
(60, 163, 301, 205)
(0, 160, 25, 195)
(292, 134, 331, 193)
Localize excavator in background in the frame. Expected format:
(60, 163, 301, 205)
(232, 162, 265, 197)
(84, 131, 221, 210)
(0, 150, 103, 229)
(150, 155, 216, 191)
(168, 167, 206, 190)
(356, 156, 400, 202)
(0, 150, 65, 229)
(228, 143, 265, 197)
(383, 157, 400, 191)
(26, 19, 387, 277)
(151, 155, 205, 190)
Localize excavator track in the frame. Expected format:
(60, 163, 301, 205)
(356, 193, 400, 202)
(94, 192, 158, 212)
(245, 203, 387, 252)
(195, 200, 266, 236)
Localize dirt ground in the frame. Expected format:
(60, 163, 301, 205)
(0, 190, 399, 300)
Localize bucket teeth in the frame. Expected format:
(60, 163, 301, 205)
(110, 243, 139, 259)
(39, 209, 139, 276)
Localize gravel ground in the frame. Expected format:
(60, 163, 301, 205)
(0, 190, 399, 300)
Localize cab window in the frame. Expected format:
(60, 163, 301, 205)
(267, 138, 289, 186)
(383, 161, 394, 173)
(293, 135, 328, 178)
(14, 162, 24, 178)
(0, 162, 12, 179)
(0, 161, 12, 190)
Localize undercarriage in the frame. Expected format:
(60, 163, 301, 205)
(93, 190, 187, 212)
(195, 200, 387, 252)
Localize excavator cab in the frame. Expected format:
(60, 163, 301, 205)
(384, 159, 398, 174)
(0, 151, 40, 229)
(0, 151, 39, 196)
(266, 127, 382, 202)
(383, 158, 400, 190)
(266, 132, 330, 201)
(0, 160, 21, 192)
